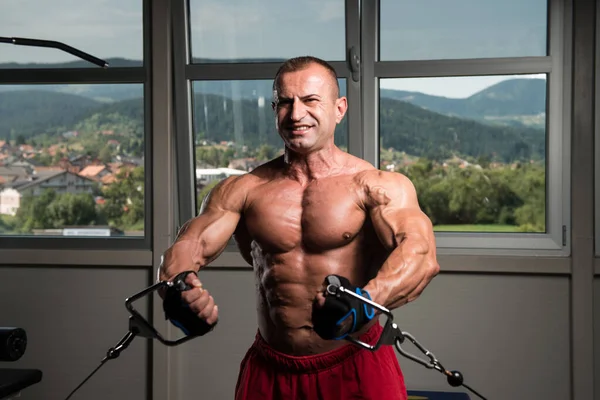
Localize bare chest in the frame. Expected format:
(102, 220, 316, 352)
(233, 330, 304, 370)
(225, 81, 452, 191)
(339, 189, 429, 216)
(244, 178, 366, 253)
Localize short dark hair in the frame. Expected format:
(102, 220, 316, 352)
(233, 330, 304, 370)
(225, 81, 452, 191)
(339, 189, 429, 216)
(272, 56, 340, 98)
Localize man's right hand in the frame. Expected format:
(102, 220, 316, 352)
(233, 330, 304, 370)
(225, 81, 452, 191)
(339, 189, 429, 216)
(179, 272, 219, 326)
(162, 271, 219, 336)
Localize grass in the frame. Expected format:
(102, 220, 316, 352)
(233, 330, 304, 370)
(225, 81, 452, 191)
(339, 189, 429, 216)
(433, 224, 520, 232)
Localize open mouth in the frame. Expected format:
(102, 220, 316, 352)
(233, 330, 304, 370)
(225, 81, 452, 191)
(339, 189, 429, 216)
(288, 125, 313, 135)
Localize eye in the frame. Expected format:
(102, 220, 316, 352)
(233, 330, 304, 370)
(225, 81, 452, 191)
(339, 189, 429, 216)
(276, 99, 293, 109)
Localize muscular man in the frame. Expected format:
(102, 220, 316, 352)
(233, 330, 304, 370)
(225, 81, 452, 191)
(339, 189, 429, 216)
(159, 56, 440, 400)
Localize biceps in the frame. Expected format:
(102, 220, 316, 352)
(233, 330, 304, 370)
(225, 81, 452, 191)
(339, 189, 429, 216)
(199, 211, 242, 261)
(371, 207, 433, 250)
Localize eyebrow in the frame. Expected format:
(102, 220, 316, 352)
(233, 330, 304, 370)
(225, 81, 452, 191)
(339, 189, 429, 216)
(277, 94, 322, 102)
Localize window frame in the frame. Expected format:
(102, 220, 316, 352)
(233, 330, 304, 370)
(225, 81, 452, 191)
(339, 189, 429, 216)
(173, 0, 571, 261)
(0, 0, 153, 256)
(362, 0, 571, 257)
(173, 0, 362, 224)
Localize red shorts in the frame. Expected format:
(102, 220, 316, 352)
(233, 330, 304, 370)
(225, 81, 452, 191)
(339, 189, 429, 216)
(235, 323, 407, 400)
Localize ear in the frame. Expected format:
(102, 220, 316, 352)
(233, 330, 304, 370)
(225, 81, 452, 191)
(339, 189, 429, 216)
(335, 97, 348, 123)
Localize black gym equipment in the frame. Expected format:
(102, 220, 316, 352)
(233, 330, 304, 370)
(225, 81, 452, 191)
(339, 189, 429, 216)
(324, 276, 487, 400)
(0, 36, 108, 68)
(0, 37, 104, 400)
(64, 271, 487, 400)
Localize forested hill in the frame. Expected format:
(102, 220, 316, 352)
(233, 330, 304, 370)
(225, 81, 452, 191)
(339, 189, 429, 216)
(380, 78, 546, 121)
(0, 58, 546, 129)
(0, 90, 100, 137)
(378, 97, 544, 162)
(190, 93, 544, 161)
(0, 58, 546, 127)
(0, 89, 544, 162)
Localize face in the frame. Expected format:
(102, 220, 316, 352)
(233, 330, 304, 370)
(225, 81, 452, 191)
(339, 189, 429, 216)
(272, 63, 347, 154)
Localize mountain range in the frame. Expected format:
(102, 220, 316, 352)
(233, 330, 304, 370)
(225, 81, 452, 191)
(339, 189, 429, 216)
(0, 58, 546, 126)
(0, 59, 547, 162)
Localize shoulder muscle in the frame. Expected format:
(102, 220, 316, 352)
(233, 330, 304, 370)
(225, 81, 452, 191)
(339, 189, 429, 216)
(200, 174, 249, 214)
(356, 170, 431, 249)
(356, 170, 419, 210)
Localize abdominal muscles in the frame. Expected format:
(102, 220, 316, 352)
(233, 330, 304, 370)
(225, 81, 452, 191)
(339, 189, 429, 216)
(253, 239, 381, 355)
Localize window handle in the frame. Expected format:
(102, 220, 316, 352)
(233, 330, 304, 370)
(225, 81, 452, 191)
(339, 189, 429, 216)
(348, 46, 360, 82)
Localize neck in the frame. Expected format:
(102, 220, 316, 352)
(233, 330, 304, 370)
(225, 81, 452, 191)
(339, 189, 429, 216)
(283, 144, 343, 184)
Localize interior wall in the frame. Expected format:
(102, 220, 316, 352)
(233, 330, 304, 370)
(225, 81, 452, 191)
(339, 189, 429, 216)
(0, 266, 150, 400)
(176, 269, 571, 400)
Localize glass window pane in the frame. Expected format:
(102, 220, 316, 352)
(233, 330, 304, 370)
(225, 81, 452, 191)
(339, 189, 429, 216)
(0, 84, 145, 237)
(380, 0, 548, 61)
(379, 75, 547, 233)
(189, 0, 345, 63)
(0, 1, 143, 68)
(192, 79, 347, 212)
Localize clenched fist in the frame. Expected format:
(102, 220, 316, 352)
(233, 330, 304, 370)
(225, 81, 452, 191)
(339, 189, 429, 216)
(163, 271, 219, 336)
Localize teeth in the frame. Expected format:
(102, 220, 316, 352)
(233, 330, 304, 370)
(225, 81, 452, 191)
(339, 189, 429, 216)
(294, 126, 310, 131)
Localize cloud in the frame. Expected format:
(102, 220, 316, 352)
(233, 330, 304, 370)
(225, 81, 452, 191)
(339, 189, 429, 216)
(380, 74, 547, 99)
(187, 0, 345, 59)
(308, 0, 343, 23)
(189, 0, 343, 33)
(0, 0, 346, 63)
(189, 2, 264, 34)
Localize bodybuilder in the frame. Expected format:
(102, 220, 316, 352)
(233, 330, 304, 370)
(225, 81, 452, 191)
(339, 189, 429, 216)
(159, 56, 440, 400)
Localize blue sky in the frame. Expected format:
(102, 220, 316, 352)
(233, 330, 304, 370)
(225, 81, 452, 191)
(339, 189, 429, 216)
(0, 0, 547, 98)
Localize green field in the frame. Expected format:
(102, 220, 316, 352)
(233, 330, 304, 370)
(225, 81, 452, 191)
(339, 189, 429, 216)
(433, 224, 520, 232)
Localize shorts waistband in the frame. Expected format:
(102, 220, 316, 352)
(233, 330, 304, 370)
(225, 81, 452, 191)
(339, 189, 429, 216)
(252, 322, 383, 374)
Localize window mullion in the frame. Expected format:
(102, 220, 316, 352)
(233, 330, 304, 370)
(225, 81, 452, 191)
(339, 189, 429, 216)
(375, 57, 553, 78)
(360, 0, 379, 167)
(173, 0, 196, 225)
(345, 0, 362, 159)
(0, 67, 145, 84)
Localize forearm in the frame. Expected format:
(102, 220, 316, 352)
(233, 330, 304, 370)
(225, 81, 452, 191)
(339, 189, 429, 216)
(158, 176, 244, 282)
(159, 239, 204, 281)
(364, 233, 433, 309)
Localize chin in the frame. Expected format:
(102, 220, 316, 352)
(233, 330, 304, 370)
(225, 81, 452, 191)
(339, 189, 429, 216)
(286, 138, 311, 150)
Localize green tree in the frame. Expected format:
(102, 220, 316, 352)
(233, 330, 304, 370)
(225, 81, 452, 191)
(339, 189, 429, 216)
(15, 134, 26, 146)
(15, 190, 100, 232)
(99, 145, 113, 163)
(46, 193, 99, 227)
(101, 166, 145, 230)
(509, 164, 545, 231)
(15, 190, 57, 232)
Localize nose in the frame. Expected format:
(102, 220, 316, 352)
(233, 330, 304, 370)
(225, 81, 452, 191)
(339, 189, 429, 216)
(290, 97, 307, 122)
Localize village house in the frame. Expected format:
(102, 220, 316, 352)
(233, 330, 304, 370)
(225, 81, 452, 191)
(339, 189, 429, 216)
(0, 170, 96, 216)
